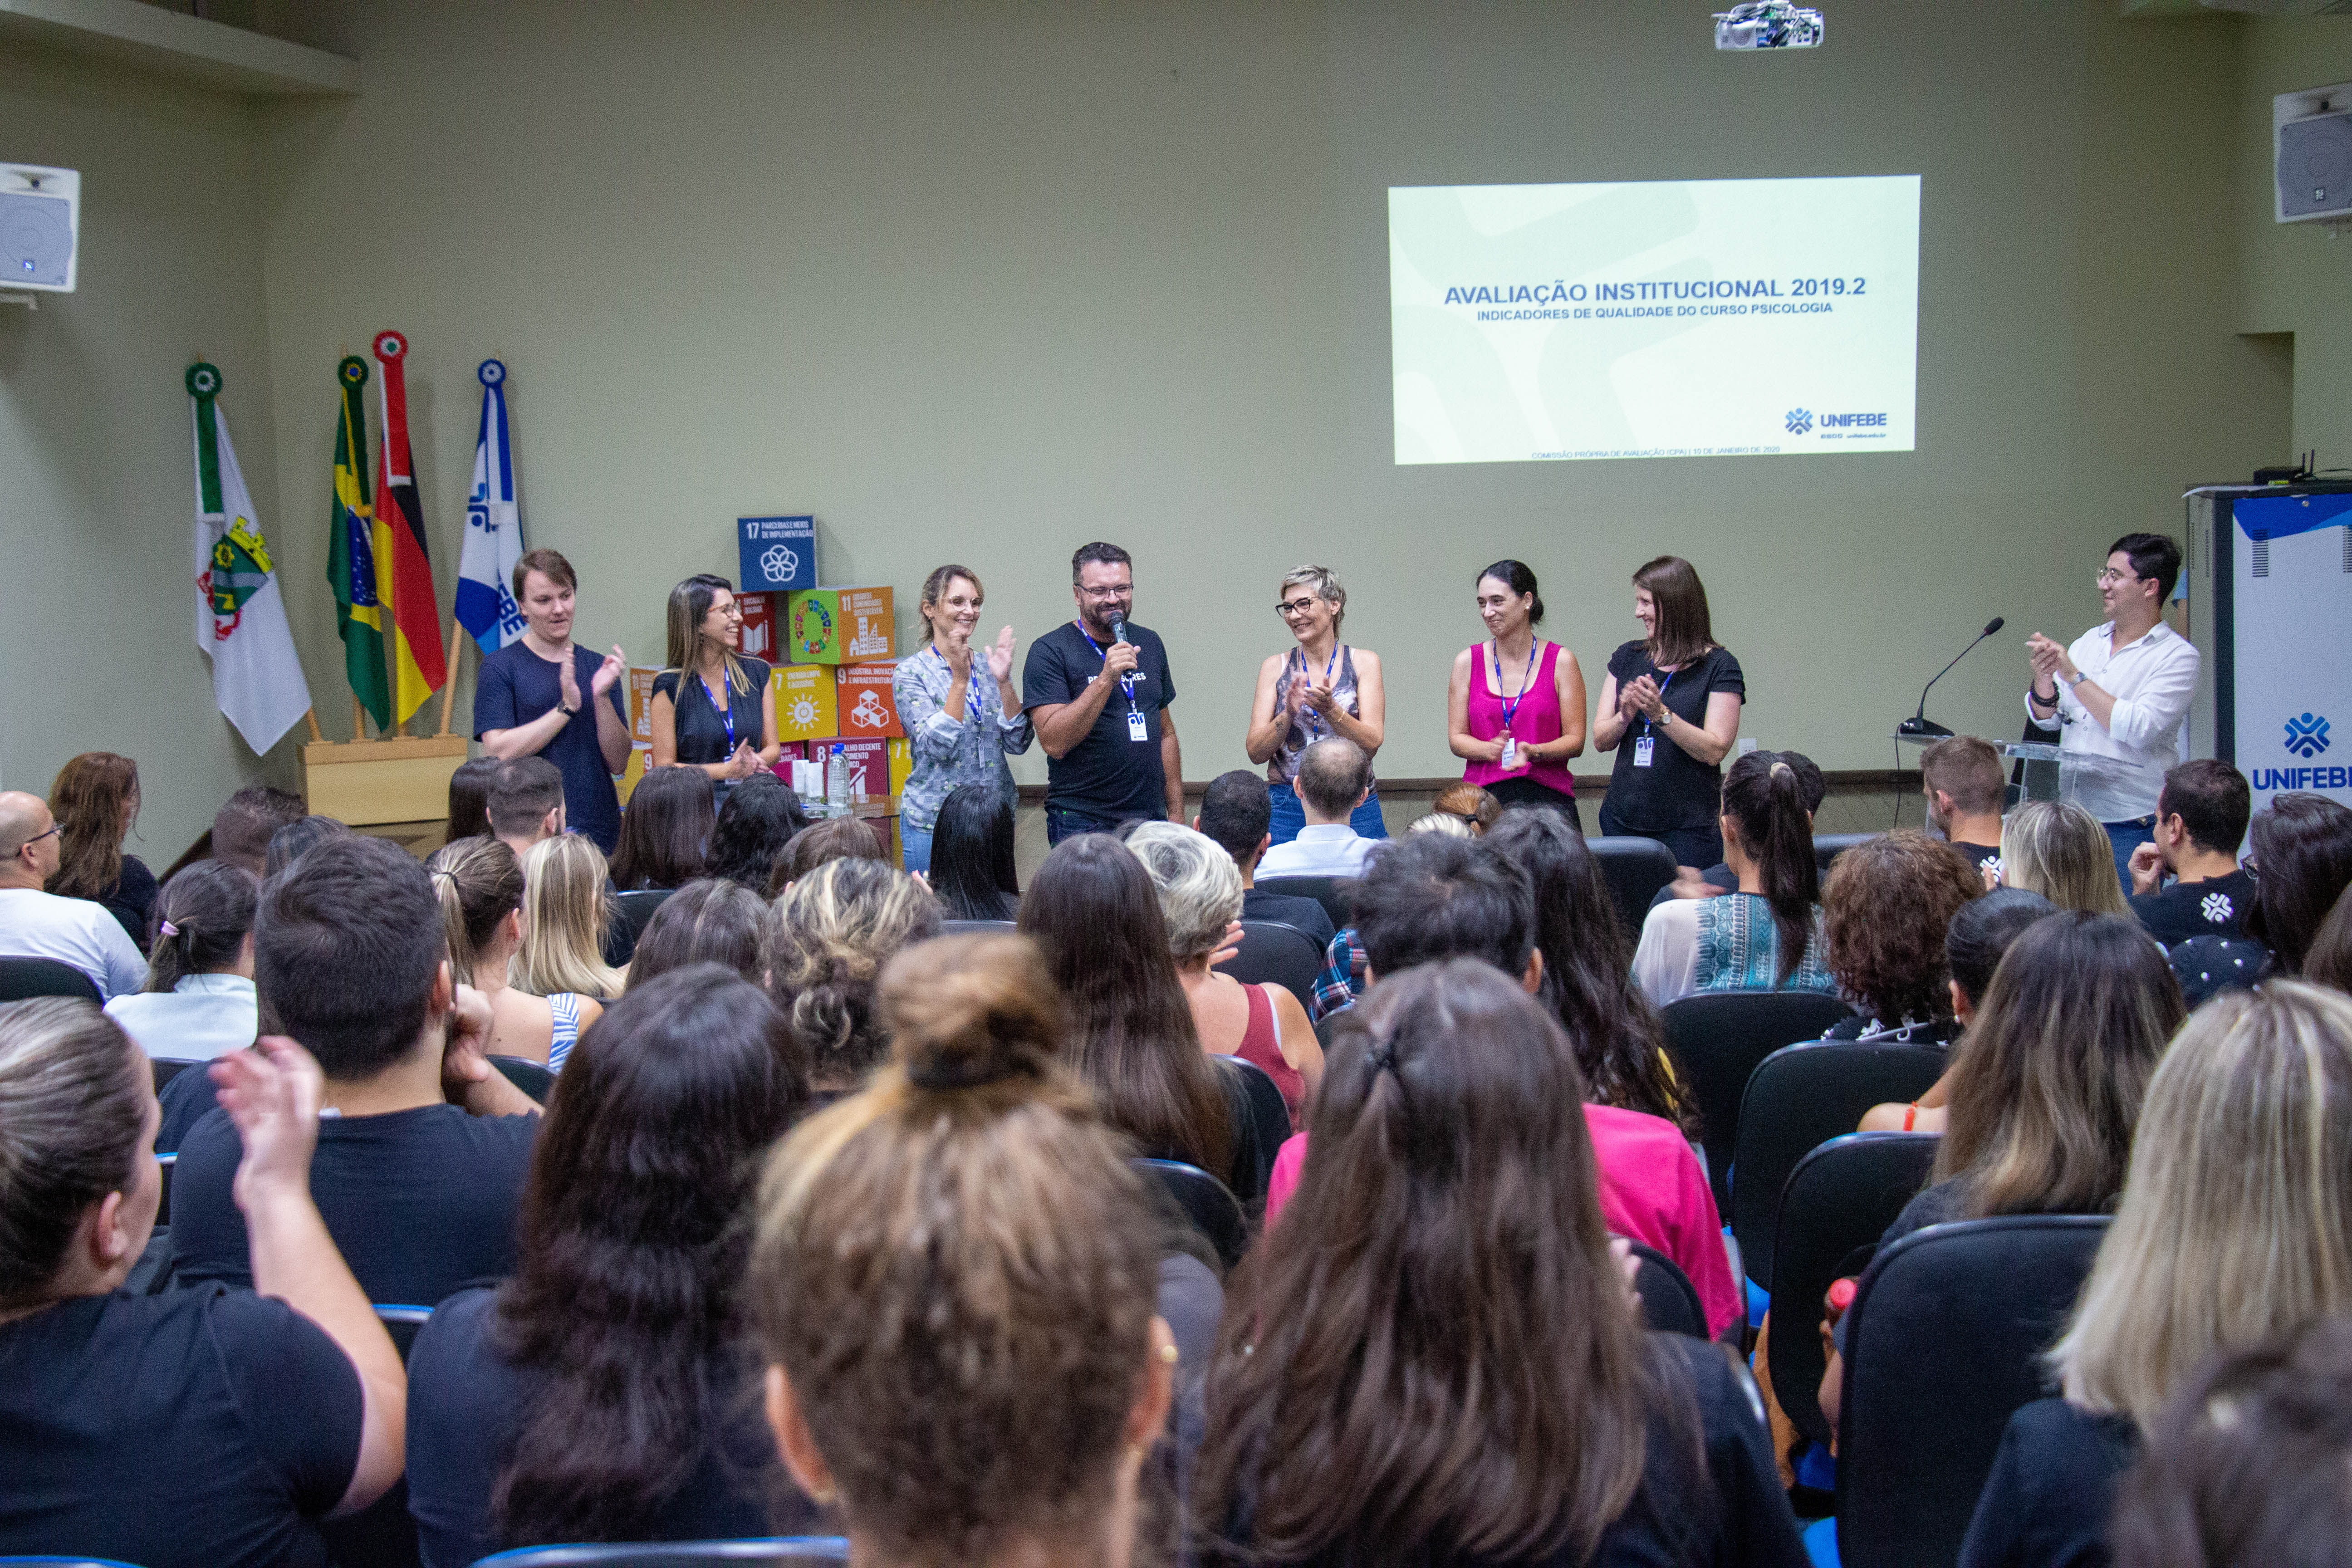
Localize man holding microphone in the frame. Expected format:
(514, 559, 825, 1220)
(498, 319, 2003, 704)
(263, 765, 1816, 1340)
(2024, 532, 2200, 890)
(1023, 543, 1184, 843)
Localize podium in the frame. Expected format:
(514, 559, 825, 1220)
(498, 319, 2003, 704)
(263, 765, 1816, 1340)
(299, 735, 468, 826)
(1897, 733, 2151, 812)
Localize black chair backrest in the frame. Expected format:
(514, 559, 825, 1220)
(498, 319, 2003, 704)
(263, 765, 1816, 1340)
(1730, 1041, 1948, 1289)
(1222, 920, 1323, 1015)
(1253, 875, 1359, 932)
(604, 887, 674, 967)
(1765, 1132, 1943, 1450)
(490, 1055, 558, 1106)
(1661, 989, 1858, 1211)
(1813, 832, 1879, 874)
(1133, 1157, 1250, 1270)
(374, 1303, 432, 1363)
(150, 1057, 195, 1094)
(1627, 1241, 1709, 1338)
(155, 1152, 175, 1228)
(1837, 1215, 2111, 1568)
(938, 918, 1017, 936)
(470, 1541, 850, 1566)
(0, 955, 103, 1004)
(1587, 836, 1679, 942)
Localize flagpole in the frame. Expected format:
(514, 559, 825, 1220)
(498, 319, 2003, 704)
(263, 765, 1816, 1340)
(353, 695, 367, 741)
(305, 709, 323, 745)
(437, 614, 464, 736)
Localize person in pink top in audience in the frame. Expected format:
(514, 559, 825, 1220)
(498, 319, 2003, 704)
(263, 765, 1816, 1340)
(1261, 832, 1739, 1337)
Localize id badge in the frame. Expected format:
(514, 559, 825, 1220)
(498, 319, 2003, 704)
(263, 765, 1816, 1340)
(1499, 738, 1518, 770)
(1127, 708, 1149, 743)
(1632, 736, 1656, 769)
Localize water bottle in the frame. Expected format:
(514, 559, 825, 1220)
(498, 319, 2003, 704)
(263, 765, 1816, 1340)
(827, 743, 851, 818)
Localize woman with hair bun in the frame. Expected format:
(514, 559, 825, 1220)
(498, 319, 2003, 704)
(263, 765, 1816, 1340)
(1592, 555, 1745, 872)
(431, 836, 604, 1068)
(104, 860, 259, 1062)
(1633, 750, 1835, 1006)
(1448, 559, 1588, 820)
(1248, 564, 1387, 846)
(748, 932, 1196, 1568)
(763, 858, 942, 1102)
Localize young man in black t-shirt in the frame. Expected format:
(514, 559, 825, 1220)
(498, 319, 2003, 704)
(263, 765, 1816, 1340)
(172, 836, 543, 1307)
(1921, 734, 2010, 878)
(1022, 542, 1185, 843)
(2128, 759, 2256, 947)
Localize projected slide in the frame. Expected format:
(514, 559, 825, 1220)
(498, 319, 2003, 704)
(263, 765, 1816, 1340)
(1390, 176, 1919, 465)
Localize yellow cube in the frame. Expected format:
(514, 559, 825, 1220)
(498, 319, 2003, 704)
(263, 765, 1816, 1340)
(773, 664, 838, 742)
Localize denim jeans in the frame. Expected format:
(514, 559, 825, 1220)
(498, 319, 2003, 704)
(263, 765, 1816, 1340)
(900, 824, 933, 875)
(1267, 783, 1389, 846)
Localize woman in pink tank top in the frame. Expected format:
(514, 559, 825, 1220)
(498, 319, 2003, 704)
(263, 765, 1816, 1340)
(1446, 559, 1588, 819)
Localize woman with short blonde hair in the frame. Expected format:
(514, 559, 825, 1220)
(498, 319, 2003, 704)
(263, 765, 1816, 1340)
(1247, 564, 1387, 846)
(1126, 822, 1323, 1124)
(1960, 980, 2352, 1563)
(512, 835, 623, 1003)
(2000, 800, 2131, 915)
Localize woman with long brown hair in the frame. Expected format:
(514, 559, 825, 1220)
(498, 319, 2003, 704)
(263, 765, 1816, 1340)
(45, 752, 152, 947)
(647, 574, 778, 799)
(1196, 960, 1806, 1568)
(1592, 556, 1745, 872)
(429, 836, 604, 1068)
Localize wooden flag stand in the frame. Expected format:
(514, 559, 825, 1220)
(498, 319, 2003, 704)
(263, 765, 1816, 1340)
(297, 615, 468, 825)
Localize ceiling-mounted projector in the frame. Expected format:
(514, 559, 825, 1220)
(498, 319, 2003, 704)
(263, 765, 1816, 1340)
(1715, 2, 1824, 50)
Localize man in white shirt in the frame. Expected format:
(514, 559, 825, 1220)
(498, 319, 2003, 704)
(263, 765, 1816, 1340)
(0, 790, 147, 999)
(2024, 532, 2200, 891)
(1258, 738, 1379, 879)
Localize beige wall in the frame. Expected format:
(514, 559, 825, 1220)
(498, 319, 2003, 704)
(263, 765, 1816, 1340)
(5, 2, 2332, 861)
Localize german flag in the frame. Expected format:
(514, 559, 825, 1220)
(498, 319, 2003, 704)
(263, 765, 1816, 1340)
(372, 330, 448, 725)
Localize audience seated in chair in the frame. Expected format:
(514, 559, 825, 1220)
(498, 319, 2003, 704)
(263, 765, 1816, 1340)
(2308, 884, 2352, 996)
(432, 835, 604, 1069)
(764, 858, 941, 1106)
(1308, 783, 1503, 1019)
(750, 932, 1213, 1568)
(1649, 749, 1825, 906)
(703, 771, 809, 893)
(406, 966, 816, 1568)
(2108, 1314, 2352, 1568)
(1255, 737, 1378, 879)
(1633, 751, 1836, 1005)
(1819, 910, 2182, 1431)
(1961, 980, 2352, 1568)
(1127, 822, 1324, 1127)
(925, 783, 1021, 923)
(0, 789, 146, 1000)
(1859, 887, 2057, 1135)
(1998, 799, 2131, 915)
(1818, 828, 1984, 1042)
(1194, 769, 1334, 947)
(625, 877, 768, 988)
(1269, 832, 1741, 1338)
(2169, 791, 2352, 1007)
(489, 755, 569, 862)
(513, 834, 625, 1008)
(45, 751, 156, 950)
(170, 835, 545, 1306)
(0, 1000, 405, 1567)
(104, 860, 259, 1063)
(767, 814, 890, 896)
(263, 814, 351, 878)
(1919, 735, 2009, 878)
(1020, 834, 1266, 1206)
(445, 755, 500, 844)
(2124, 759, 2253, 946)
(209, 783, 306, 878)
(1196, 961, 1806, 1568)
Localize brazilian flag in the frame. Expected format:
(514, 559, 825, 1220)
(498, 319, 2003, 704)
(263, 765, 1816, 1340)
(327, 356, 391, 733)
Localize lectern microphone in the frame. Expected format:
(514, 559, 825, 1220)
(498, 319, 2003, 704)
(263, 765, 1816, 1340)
(1898, 617, 2005, 739)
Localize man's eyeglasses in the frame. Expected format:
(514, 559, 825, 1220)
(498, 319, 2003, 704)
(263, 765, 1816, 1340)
(2097, 568, 2139, 586)
(1275, 597, 1321, 618)
(1079, 585, 1132, 601)
(20, 823, 59, 850)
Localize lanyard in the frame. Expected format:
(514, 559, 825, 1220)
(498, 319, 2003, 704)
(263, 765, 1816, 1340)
(1077, 624, 1140, 710)
(1643, 668, 1676, 737)
(1493, 639, 1541, 732)
(703, 671, 737, 751)
(1298, 642, 1343, 738)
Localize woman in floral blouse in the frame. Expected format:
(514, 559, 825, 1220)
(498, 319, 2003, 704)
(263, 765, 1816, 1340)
(892, 564, 1032, 874)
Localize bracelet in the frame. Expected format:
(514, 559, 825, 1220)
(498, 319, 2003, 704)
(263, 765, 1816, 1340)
(558, 700, 579, 717)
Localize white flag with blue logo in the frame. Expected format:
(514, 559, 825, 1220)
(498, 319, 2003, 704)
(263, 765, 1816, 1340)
(455, 358, 526, 652)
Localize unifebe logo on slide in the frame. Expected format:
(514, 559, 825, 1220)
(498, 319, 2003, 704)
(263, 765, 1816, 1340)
(1389, 176, 1920, 465)
(2286, 712, 2331, 759)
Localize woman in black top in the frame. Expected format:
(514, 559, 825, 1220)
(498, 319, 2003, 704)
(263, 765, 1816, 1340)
(1591, 556, 1745, 872)
(45, 751, 156, 949)
(1195, 960, 1804, 1568)
(648, 574, 778, 800)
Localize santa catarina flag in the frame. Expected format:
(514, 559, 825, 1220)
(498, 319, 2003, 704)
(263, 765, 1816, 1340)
(455, 358, 526, 653)
(326, 355, 391, 733)
(188, 363, 312, 754)
(372, 331, 448, 724)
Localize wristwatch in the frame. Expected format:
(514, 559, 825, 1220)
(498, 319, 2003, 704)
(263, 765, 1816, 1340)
(2063, 669, 2090, 689)
(557, 699, 580, 717)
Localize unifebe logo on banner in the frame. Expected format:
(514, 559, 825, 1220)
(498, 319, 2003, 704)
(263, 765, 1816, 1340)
(2285, 712, 2331, 759)
(738, 515, 816, 593)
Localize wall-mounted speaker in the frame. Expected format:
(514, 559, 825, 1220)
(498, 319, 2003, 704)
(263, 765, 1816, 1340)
(0, 164, 79, 293)
(2276, 83, 2352, 226)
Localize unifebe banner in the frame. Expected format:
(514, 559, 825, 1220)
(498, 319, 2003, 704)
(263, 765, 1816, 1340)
(2230, 492, 2352, 814)
(1389, 176, 1920, 464)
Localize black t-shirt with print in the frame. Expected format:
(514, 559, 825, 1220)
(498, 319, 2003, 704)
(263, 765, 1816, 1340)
(2130, 867, 2255, 948)
(1021, 620, 1176, 823)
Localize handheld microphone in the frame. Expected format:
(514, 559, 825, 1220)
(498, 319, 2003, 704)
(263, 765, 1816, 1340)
(1898, 617, 2004, 739)
(1107, 610, 1130, 646)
